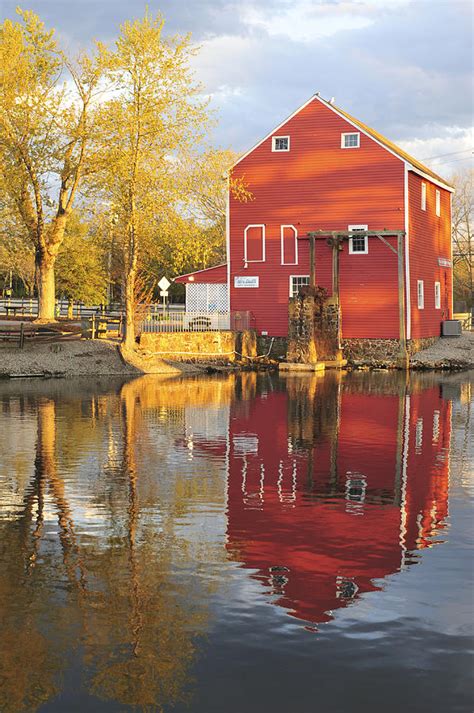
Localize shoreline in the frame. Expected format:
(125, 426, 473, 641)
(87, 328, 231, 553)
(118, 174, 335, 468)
(0, 332, 473, 378)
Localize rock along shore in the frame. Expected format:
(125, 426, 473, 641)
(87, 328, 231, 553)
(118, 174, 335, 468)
(0, 332, 472, 378)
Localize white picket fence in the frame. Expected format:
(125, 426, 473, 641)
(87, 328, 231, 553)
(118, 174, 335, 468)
(141, 311, 253, 333)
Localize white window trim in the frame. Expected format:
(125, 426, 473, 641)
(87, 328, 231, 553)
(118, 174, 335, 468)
(417, 280, 424, 309)
(348, 224, 368, 254)
(435, 190, 441, 217)
(434, 281, 441, 309)
(244, 224, 266, 263)
(289, 275, 310, 298)
(421, 182, 427, 211)
(341, 132, 360, 149)
(281, 225, 298, 265)
(272, 135, 290, 152)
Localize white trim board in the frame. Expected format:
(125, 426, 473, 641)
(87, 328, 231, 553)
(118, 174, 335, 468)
(281, 225, 298, 265)
(226, 173, 231, 311)
(244, 224, 266, 263)
(404, 164, 411, 340)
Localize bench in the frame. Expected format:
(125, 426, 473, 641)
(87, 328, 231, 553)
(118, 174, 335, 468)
(4, 305, 25, 318)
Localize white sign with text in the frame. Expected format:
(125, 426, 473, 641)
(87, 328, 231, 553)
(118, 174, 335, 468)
(234, 276, 259, 288)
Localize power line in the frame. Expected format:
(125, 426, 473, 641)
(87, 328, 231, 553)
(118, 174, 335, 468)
(420, 148, 474, 161)
(435, 155, 474, 165)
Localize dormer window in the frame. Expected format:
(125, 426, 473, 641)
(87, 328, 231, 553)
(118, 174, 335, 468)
(272, 136, 290, 152)
(341, 132, 360, 148)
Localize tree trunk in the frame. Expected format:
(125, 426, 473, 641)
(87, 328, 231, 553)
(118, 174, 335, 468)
(123, 267, 136, 349)
(36, 256, 56, 323)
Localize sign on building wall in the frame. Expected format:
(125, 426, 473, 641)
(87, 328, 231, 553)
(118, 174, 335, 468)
(234, 276, 259, 288)
(438, 258, 452, 268)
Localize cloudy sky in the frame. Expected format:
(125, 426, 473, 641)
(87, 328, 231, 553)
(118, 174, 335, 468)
(1, 0, 472, 177)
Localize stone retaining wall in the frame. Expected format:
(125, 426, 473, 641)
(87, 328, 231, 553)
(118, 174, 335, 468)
(139, 330, 237, 363)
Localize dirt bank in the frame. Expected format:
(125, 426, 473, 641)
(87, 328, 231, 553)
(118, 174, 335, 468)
(0, 340, 203, 378)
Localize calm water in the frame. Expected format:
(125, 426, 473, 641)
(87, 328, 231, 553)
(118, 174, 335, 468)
(0, 370, 473, 713)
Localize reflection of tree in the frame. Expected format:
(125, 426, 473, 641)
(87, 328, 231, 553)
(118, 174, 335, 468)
(0, 399, 63, 713)
(0, 375, 228, 712)
(81, 379, 213, 711)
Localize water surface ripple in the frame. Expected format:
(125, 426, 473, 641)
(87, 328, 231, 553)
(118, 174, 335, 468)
(0, 370, 472, 713)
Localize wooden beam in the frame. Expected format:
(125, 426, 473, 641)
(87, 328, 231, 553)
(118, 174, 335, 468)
(309, 234, 316, 288)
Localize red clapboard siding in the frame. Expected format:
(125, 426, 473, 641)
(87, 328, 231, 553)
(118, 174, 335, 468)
(408, 173, 452, 339)
(229, 96, 405, 337)
(174, 263, 227, 284)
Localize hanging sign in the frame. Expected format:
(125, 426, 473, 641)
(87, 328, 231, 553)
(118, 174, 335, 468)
(234, 276, 259, 288)
(438, 257, 452, 268)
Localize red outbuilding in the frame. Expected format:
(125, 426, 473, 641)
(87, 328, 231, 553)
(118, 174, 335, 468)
(177, 94, 454, 352)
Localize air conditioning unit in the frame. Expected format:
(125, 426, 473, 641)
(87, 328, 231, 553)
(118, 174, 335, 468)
(441, 320, 461, 337)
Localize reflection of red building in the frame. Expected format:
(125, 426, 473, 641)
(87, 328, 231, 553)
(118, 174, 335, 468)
(225, 375, 451, 628)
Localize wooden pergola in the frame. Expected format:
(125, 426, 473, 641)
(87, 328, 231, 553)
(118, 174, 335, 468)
(301, 229, 408, 360)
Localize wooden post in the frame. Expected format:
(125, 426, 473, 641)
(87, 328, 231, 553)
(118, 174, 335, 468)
(332, 238, 344, 356)
(309, 235, 316, 288)
(19, 322, 24, 349)
(397, 233, 408, 368)
(332, 242, 339, 297)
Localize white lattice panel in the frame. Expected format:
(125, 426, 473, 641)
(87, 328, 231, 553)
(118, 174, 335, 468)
(186, 283, 228, 312)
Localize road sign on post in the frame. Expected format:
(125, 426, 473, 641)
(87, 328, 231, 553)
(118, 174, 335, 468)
(158, 276, 171, 292)
(158, 277, 171, 315)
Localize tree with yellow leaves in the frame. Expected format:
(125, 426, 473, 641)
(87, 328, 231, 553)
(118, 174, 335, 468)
(94, 11, 212, 348)
(0, 9, 103, 321)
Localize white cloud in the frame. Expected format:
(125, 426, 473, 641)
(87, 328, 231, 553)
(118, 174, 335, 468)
(398, 127, 474, 179)
(238, 1, 376, 42)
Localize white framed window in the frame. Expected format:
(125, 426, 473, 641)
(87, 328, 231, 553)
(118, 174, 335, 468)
(435, 190, 441, 217)
(244, 224, 265, 263)
(341, 132, 360, 148)
(434, 281, 441, 309)
(417, 280, 424, 309)
(281, 225, 298, 265)
(289, 275, 310, 298)
(348, 224, 368, 254)
(272, 136, 290, 152)
(421, 182, 427, 211)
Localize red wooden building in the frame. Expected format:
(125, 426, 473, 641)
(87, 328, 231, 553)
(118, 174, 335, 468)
(177, 95, 453, 349)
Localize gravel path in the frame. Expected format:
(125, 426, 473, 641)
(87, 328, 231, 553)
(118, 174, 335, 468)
(411, 331, 474, 369)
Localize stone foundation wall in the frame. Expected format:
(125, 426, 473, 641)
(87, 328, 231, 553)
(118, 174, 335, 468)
(407, 337, 439, 355)
(342, 338, 401, 363)
(139, 330, 237, 363)
(343, 336, 440, 363)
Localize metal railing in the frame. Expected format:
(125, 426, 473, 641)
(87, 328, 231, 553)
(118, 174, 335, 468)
(140, 311, 253, 333)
